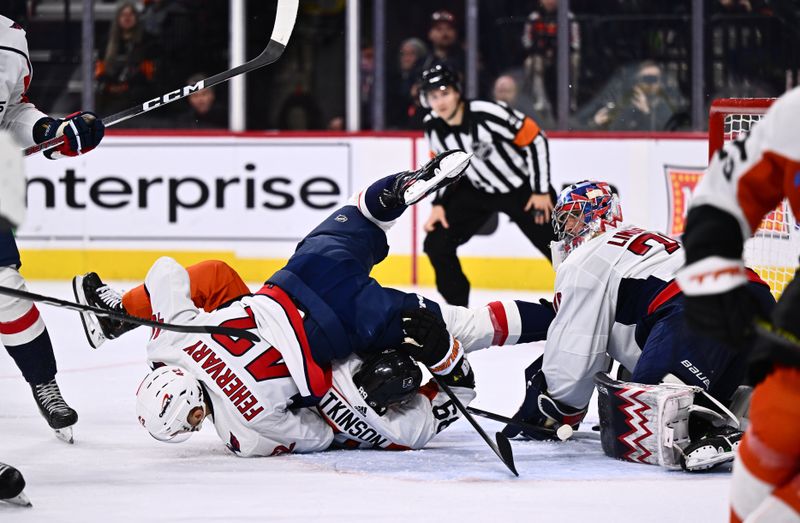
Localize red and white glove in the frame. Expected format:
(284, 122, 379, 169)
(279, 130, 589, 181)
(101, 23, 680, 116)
(33, 111, 105, 160)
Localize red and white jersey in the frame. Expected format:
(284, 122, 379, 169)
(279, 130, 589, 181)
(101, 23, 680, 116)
(321, 357, 476, 450)
(0, 15, 46, 147)
(543, 225, 685, 409)
(144, 256, 334, 457)
(693, 87, 800, 238)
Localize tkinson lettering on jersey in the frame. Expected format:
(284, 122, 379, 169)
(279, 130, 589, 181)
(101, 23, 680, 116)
(318, 392, 388, 447)
(182, 341, 264, 421)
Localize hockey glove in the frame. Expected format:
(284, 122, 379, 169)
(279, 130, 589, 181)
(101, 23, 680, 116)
(33, 111, 105, 160)
(501, 356, 587, 440)
(401, 308, 464, 376)
(677, 257, 763, 349)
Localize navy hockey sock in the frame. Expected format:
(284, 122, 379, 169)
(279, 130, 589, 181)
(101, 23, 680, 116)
(5, 330, 57, 384)
(364, 174, 407, 223)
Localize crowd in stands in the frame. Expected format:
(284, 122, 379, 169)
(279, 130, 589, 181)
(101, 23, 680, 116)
(17, 0, 800, 131)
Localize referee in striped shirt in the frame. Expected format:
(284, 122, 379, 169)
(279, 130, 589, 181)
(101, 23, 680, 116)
(420, 64, 556, 306)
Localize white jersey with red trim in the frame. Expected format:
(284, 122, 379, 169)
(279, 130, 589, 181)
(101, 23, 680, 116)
(320, 357, 476, 450)
(0, 15, 46, 147)
(144, 256, 334, 457)
(543, 225, 685, 409)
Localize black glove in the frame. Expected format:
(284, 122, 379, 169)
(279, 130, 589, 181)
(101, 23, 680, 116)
(683, 285, 764, 350)
(501, 356, 586, 440)
(400, 308, 452, 367)
(749, 271, 800, 384)
(34, 111, 105, 160)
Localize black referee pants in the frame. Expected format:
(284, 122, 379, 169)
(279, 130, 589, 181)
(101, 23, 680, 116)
(423, 183, 556, 307)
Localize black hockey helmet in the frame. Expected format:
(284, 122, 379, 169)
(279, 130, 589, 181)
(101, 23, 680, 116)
(418, 64, 461, 108)
(353, 349, 423, 416)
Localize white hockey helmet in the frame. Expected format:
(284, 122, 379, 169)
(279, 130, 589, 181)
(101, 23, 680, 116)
(135, 365, 206, 443)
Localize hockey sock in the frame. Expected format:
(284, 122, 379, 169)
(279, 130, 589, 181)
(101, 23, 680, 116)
(5, 330, 57, 384)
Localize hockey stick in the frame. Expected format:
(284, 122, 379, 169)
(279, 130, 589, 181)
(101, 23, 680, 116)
(430, 374, 519, 477)
(0, 285, 260, 342)
(467, 407, 601, 442)
(755, 318, 800, 351)
(23, 0, 299, 157)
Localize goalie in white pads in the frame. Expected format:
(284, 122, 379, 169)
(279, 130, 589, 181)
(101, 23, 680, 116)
(500, 181, 775, 472)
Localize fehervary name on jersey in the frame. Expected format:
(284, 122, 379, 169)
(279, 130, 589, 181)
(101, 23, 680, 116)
(318, 392, 389, 447)
(182, 341, 264, 421)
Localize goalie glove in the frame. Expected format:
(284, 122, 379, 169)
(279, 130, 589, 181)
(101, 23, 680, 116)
(501, 356, 587, 441)
(676, 256, 766, 349)
(33, 111, 105, 160)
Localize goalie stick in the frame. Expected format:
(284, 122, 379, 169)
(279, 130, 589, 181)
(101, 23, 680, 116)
(467, 406, 601, 441)
(430, 374, 519, 477)
(23, 0, 299, 157)
(0, 285, 260, 342)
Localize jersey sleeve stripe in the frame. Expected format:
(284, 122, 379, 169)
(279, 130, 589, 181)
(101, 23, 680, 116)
(256, 284, 332, 400)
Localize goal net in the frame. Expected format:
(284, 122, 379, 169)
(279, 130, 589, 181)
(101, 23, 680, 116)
(709, 98, 799, 298)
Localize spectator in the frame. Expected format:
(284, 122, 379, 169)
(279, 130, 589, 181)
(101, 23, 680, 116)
(421, 10, 465, 79)
(492, 73, 543, 124)
(593, 61, 688, 131)
(521, 0, 580, 124)
(388, 37, 428, 129)
(95, 2, 156, 116)
(277, 91, 323, 130)
(174, 74, 227, 129)
(419, 64, 556, 306)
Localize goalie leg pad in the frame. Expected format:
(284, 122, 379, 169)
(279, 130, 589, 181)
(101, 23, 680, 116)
(594, 372, 701, 470)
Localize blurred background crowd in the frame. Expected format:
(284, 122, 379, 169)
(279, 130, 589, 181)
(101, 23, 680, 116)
(3, 0, 798, 132)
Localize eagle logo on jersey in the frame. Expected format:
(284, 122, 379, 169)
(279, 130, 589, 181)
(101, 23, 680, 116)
(227, 433, 241, 454)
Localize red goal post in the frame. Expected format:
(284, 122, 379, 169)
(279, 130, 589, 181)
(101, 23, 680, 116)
(708, 97, 799, 298)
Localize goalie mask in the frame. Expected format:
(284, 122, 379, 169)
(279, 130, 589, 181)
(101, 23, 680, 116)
(136, 365, 206, 443)
(551, 180, 622, 263)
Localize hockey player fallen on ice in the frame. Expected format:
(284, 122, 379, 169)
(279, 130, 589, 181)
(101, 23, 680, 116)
(0, 15, 105, 443)
(500, 181, 775, 472)
(678, 87, 800, 522)
(73, 151, 555, 455)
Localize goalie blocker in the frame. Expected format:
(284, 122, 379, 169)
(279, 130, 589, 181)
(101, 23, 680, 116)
(594, 372, 744, 472)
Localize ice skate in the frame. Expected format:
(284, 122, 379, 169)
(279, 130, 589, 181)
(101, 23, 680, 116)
(386, 149, 472, 207)
(72, 272, 134, 349)
(31, 378, 78, 444)
(680, 425, 742, 472)
(0, 463, 31, 508)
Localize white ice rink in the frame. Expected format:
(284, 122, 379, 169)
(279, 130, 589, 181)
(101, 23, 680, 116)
(1, 283, 732, 522)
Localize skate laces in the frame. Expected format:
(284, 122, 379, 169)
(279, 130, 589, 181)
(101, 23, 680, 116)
(96, 285, 122, 310)
(34, 379, 70, 412)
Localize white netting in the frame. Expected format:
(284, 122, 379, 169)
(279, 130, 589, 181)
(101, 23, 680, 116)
(723, 111, 800, 298)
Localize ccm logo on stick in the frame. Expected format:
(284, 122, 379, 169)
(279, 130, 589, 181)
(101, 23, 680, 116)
(142, 81, 205, 111)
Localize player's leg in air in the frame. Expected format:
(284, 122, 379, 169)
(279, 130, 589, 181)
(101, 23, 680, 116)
(0, 231, 78, 443)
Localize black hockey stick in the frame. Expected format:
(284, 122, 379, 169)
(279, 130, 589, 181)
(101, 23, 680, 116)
(755, 318, 800, 351)
(430, 374, 519, 477)
(467, 406, 600, 441)
(0, 285, 260, 342)
(23, 0, 299, 157)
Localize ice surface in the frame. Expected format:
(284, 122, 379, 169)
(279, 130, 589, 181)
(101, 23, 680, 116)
(0, 284, 731, 522)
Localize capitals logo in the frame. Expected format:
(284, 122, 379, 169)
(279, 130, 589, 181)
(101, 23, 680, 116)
(664, 164, 790, 237)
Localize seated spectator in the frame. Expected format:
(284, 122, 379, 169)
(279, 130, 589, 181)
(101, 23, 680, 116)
(521, 0, 580, 123)
(492, 73, 546, 126)
(174, 74, 227, 129)
(421, 10, 465, 79)
(388, 37, 428, 129)
(591, 61, 688, 131)
(95, 2, 156, 117)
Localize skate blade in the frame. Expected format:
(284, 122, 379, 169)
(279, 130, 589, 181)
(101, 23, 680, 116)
(3, 492, 32, 507)
(403, 151, 472, 205)
(54, 426, 74, 444)
(72, 275, 106, 349)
